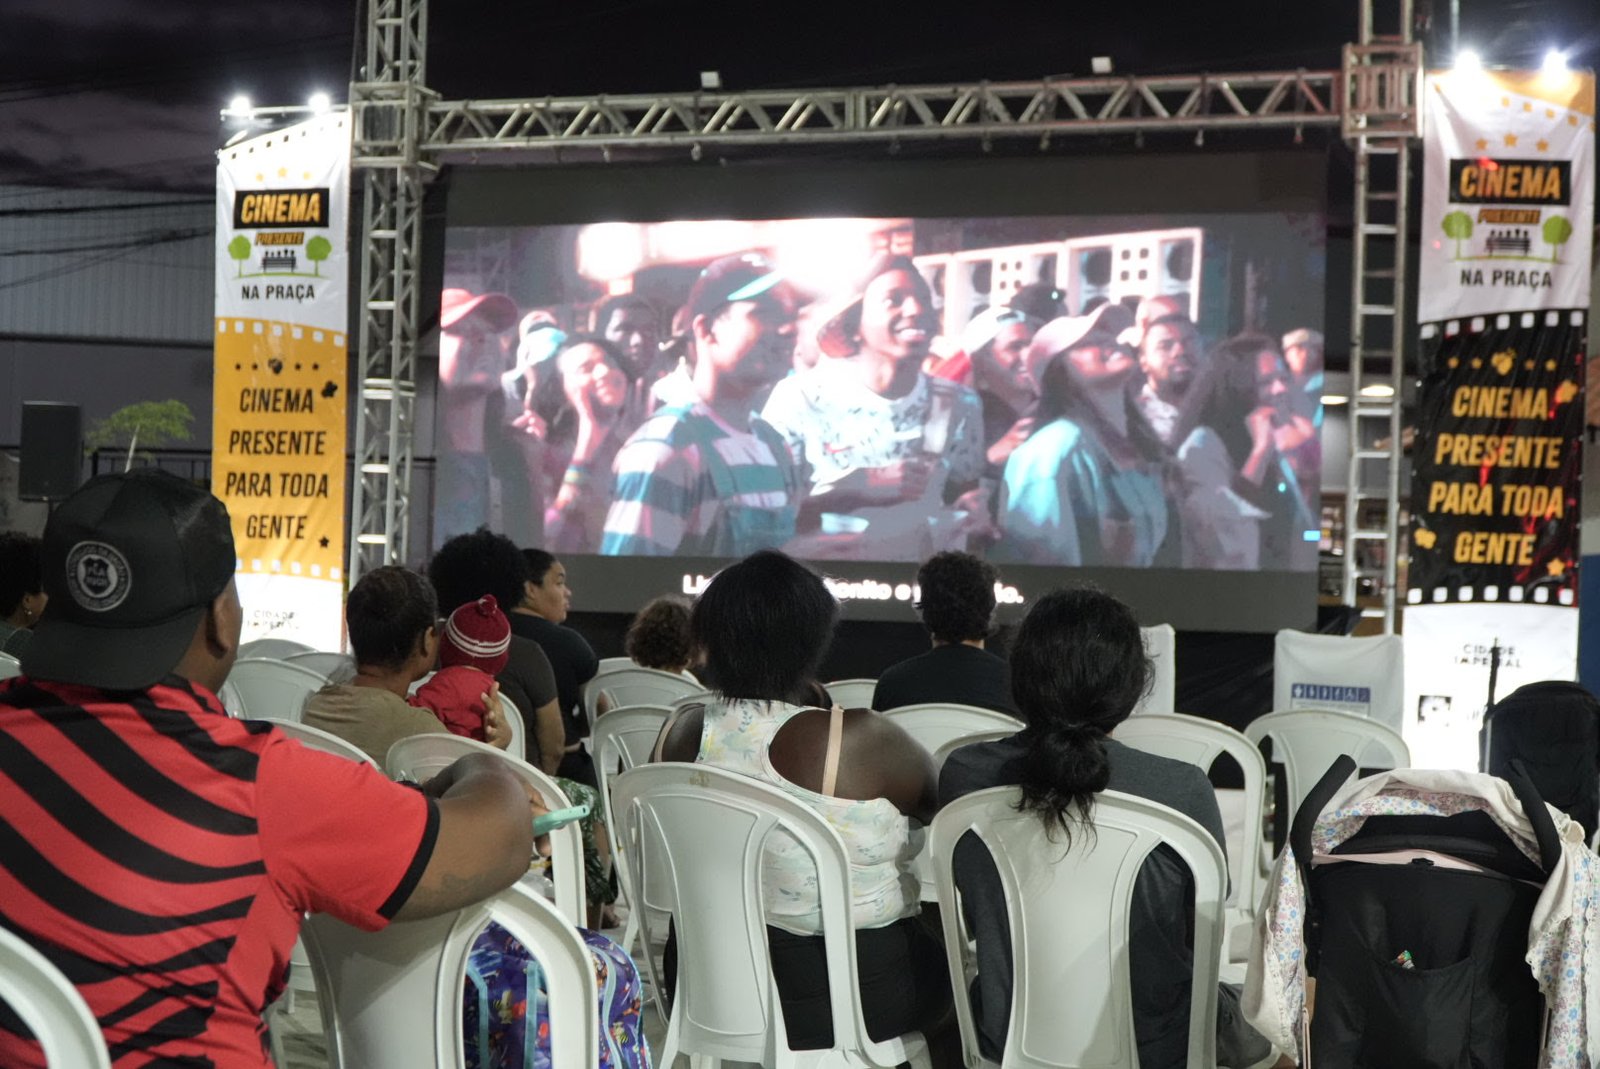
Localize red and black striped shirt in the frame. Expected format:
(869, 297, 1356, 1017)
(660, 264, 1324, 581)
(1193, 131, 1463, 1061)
(0, 674, 437, 1068)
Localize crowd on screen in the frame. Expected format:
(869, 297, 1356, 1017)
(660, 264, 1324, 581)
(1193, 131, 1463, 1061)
(1, 489, 1299, 1068)
(438, 249, 1322, 570)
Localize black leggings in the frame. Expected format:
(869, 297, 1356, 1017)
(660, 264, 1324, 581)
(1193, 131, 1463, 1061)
(665, 912, 952, 1050)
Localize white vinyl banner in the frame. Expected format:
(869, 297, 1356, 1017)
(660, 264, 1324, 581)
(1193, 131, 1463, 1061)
(1419, 69, 1594, 323)
(1404, 604, 1580, 770)
(213, 114, 351, 649)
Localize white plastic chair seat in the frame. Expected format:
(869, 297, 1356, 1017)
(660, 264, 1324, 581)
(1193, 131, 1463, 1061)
(824, 678, 877, 709)
(1244, 708, 1411, 828)
(879, 703, 1024, 758)
(301, 879, 596, 1069)
(1114, 712, 1270, 956)
(583, 666, 703, 726)
(929, 787, 1227, 1069)
(226, 657, 331, 722)
(610, 763, 931, 1069)
(260, 716, 378, 767)
(0, 924, 111, 1067)
(0, 651, 21, 681)
(283, 649, 356, 683)
(239, 637, 317, 659)
(385, 733, 585, 926)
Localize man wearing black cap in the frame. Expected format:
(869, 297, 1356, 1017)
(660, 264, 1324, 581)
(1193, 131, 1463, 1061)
(600, 253, 806, 556)
(0, 469, 537, 1068)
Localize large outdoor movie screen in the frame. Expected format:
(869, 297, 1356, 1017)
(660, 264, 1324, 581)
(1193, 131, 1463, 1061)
(435, 212, 1324, 584)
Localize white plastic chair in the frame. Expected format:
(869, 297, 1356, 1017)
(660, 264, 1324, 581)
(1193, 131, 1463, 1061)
(497, 694, 526, 764)
(824, 678, 877, 709)
(226, 657, 331, 722)
(0, 924, 111, 1068)
(283, 649, 356, 683)
(260, 716, 378, 767)
(931, 731, 1018, 770)
(1114, 712, 1269, 948)
(879, 703, 1024, 758)
(583, 665, 703, 726)
(301, 878, 596, 1069)
(929, 787, 1227, 1069)
(1244, 708, 1411, 826)
(239, 637, 317, 659)
(596, 655, 633, 674)
(0, 651, 20, 680)
(610, 763, 932, 1069)
(385, 733, 585, 926)
(590, 704, 671, 963)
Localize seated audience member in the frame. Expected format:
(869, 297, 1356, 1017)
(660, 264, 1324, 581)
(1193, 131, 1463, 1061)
(301, 563, 646, 1065)
(0, 531, 46, 655)
(427, 529, 565, 774)
(413, 594, 515, 743)
(601, 254, 805, 559)
(0, 470, 535, 1069)
(510, 547, 602, 788)
(653, 550, 954, 1059)
(940, 586, 1282, 1069)
(624, 595, 697, 678)
(872, 552, 1016, 715)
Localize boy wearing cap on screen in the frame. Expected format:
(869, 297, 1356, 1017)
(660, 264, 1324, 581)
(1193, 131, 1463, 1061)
(0, 469, 538, 1069)
(600, 253, 807, 557)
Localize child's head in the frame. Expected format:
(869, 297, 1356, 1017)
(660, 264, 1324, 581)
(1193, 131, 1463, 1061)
(439, 594, 511, 675)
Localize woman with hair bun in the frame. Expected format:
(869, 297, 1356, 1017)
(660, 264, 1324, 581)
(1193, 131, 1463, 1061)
(939, 586, 1281, 1069)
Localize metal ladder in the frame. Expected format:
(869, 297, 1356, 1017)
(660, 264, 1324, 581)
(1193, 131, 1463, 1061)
(1340, 0, 1423, 630)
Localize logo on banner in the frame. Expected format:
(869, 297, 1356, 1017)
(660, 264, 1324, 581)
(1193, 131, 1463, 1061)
(1438, 156, 1577, 296)
(223, 187, 337, 303)
(1289, 683, 1372, 716)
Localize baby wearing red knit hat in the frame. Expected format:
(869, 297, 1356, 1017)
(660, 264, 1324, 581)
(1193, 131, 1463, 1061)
(411, 594, 511, 742)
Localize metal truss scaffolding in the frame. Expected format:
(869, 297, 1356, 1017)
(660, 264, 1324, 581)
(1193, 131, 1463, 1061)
(349, 0, 1424, 634)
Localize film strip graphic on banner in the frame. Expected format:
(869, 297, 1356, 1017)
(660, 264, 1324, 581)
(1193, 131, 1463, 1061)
(1408, 309, 1584, 607)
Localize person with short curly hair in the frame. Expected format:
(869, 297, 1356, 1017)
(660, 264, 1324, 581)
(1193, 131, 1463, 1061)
(0, 532, 46, 656)
(623, 596, 696, 675)
(871, 551, 1016, 715)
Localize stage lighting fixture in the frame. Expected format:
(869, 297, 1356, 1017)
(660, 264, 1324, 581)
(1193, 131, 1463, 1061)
(1322, 394, 1350, 406)
(1542, 49, 1568, 77)
(1455, 50, 1481, 73)
(226, 94, 253, 117)
(1359, 383, 1396, 398)
(1091, 56, 1114, 75)
(309, 91, 332, 114)
(700, 70, 722, 90)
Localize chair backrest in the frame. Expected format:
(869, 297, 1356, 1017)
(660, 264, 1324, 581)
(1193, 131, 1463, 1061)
(259, 716, 379, 766)
(239, 637, 317, 659)
(0, 651, 20, 681)
(1132, 623, 1178, 716)
(931, 730, 1018, 770)
(0, 924, 111, 1068)
(879, 703, 1024, 758)
(929, 787, 1226, 1069)
(385, 733, 584, 925)
(226, 658, 331, 722)
(283, 649, 356, 683)
(583, 666, 703, 726)
(824, 678, 877, 709)
(1273, 630, 1405, 732)
(1244, 708, 1411, 823)
(610, 763, 917, 1067)
(596, 656, 633, 674)
(1114, 712, 1268, 912)
(302, 878, 596, 1069)
(497, 693, 526, 764)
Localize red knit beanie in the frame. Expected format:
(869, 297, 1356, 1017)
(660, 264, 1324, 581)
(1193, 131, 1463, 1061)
(440, 595, 511, 674)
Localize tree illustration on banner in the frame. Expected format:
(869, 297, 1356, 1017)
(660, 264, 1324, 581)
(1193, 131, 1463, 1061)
(1542, 216, 1573, 263)
(1441, 211, 1473, 259)
(305, 235, 332, 276)
(227, 235, 251, 277)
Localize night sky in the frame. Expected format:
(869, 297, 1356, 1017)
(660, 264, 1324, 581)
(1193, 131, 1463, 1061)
(0, 0, 1595, 192)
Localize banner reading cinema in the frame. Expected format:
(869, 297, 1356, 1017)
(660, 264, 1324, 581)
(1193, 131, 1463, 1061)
(213, 115, 350, 648)
(1406, 68, 1593, 768)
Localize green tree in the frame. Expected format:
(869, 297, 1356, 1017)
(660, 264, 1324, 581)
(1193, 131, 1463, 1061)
(86, 400, 195, 471)
(304, 235, 333, 276)
(226, 235, 252, 277)
(1542, 215, 1573, 263)
(1440, 211, 1473, 259)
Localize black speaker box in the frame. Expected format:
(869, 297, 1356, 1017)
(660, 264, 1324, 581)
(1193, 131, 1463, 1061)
(19, 402, 83, 501)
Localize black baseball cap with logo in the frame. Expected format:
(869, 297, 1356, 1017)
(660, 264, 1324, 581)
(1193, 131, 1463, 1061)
(22, 469, 238, 691)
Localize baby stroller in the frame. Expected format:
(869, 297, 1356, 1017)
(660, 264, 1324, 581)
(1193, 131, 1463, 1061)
(1245, 756, 1600, 1069)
